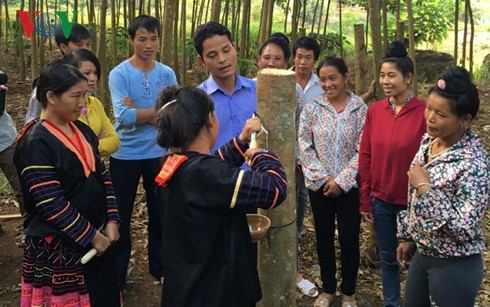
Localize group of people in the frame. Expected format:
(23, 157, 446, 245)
(0, 11, 487, 307)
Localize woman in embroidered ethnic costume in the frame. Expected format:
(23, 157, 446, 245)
(298, 56, 367, 307)
(154, 86, 287, 307)
(14, 62, 121, 306)
(396, 67, 488, 307)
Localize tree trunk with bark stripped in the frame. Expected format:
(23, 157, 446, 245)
(256, 68, 297, 307)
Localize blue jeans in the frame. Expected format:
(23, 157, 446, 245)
(372, 197, 405, 307)
(404, 251, 483, 307)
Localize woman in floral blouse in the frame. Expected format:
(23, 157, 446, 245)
(299, 56, 367, 307)
(397, 66, 488, 307)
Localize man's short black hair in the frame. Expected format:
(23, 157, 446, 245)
(292, 36, 321, 61)
(193, 22, 233, 57)
(55, 23, 91, 50)
(128, 15, 161, 38)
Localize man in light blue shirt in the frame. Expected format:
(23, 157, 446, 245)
(108, 15, 177, 287)
(194, 22, 256, 153)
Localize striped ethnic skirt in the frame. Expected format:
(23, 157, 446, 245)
(21, 235, 121, 307)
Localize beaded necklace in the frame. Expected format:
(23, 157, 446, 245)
(428, 139, 449, 159)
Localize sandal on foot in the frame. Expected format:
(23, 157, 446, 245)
(296, 278, 319, 297)
(314, 294, 333, 307)
(341, 299, 358, 307)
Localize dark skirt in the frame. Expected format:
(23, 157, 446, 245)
(21, 235, 121, 307)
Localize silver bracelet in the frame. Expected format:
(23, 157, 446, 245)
(415, 182, 431, 189)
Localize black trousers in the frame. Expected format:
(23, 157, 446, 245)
(309, 188, 360, 296)
(110, 157, 163, 284)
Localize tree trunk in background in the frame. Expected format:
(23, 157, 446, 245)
(454, 0, 459, 65)
(18, 0, 27, 81)
(284, 0, 290, 33)
(382, 0, 388, 52)
(205, 0, 211, 23)
(38, 0, 45, 70)
(396, 0, 400, 21)
(3, 0, 10, 53)
(162, 0, 175, 66)
(111, 0, 118, 67)
(406, 0, 417, 95)
(197, 0, 205, 27)
(233, 0, 241, 42)
(223, 0, 230, 26)
(123, 0, 127, 29)
(191, 0, 198, 38)
(88, 0, 95, 24)
(96, 0, 110, 113)
(396, 20, 404, 42)
(139, 0, 144, 15)
(462, 1, 468, 67)
(173, 1, 180, 83)
(74, 0, 78, 22)
(89, 0, 96, 53)
(301, 0, 306, 28)
(232, 0, 240, 40)
(246, 1, 251, 58)
(354, 24, 367, 99)
(365, 6, 369, 49)
(239, 0, 250, 59)
(0, 0, 3, 61)
(259, 0, 269, 46)
(266, 0, 274, 38)
(256, 68, 297, 307)
(210, 0, 221, 22)
(466, 0, 474, 74)
(310, 0, 320, 35)
(116, 0, 120, 26)
(181, 0, 187, 84)
(339, 0, 343, 58)
(46, 0, 52, 51)
(316, 0, 324, 35)
(291, 0, 300, 44)
(29, 0, 39, 79)
(322, 0, 330, 37)
(368, 0, 382, 98)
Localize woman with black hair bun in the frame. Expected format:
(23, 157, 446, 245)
(257, 32, 291, 69)
(155, 86, 288, 306)
(14, 61, 121, 306)
(358, 40, 426, 307)
(397, 66, 488, 307)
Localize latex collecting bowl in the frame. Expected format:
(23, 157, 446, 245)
(247, 214, 271, 243)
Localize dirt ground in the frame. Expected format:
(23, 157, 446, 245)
(1, 51, 490, 307)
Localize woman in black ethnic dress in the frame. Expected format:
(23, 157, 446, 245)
(14, 61, 121, 306)
(154, 86, 288, 307)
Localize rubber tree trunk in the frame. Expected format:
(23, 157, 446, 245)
(354, 24, 367, 100)
(256, 68, 297, 307)
(368, 0, 383, 99)
(406, 0, 417, 95)
(396, 20, 404, 42)
(454, 0, 459, 66)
